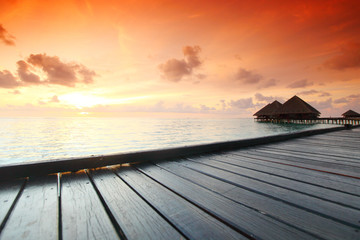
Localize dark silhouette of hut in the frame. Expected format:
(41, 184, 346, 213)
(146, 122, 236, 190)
(275, 95, 320, 120)
(253, 100, 282, 119)
(342, 110, 360, 118)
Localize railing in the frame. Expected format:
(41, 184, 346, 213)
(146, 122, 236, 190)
(255, 117, 360, 125)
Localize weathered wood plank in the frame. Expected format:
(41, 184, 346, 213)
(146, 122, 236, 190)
(89, 168, 184, 240)
(269, 140, 360, 157)
(256, 146, 360, 167)
(177, 158, 360, 228)
(187, 155, 360, 209)
(0, 179, 24, 231)
(135, 163, 318, 240)
(0, 175, 58, 240)
(116, 167, 247, 240)
(156, 160, 360, 240)
(307, 134, 360, 143)
(288, 140, 360, 153)
(201, 153, 360, 196)
(261, 142, 360, 162)
(220, 152, 360, 187)
(61, 171, 119, 240)
(252, 146, 360, 169)
(233, 150, 360, 177)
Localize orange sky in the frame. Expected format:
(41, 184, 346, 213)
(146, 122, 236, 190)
(1, 0, 360, 118)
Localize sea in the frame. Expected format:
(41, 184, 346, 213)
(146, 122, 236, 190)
(0, 117, 335, 166)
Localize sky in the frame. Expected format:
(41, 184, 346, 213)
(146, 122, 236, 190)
(1, 0, 360, 118)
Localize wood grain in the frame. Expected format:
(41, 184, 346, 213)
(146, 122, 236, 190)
(135, 163, 317, 240)
(89, 168, 184, 240)
(117, 167, 246, 240)
(61, 171, 119, 240)
(0, 175, 58, 240)
(156, 160, 360, 239)
(0, 179, 24, 231)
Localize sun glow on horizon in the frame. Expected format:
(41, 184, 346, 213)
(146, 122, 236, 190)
(59, 92, 149, 109)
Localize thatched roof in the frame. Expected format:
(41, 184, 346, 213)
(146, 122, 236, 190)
(276, 95, 320, 115)
(253, 100, 282, 116)
(342, 110, 360, 117)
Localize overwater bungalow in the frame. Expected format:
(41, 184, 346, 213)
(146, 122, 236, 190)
(254, 95, 321, 121)
(253, 100, 282, 119)
(275, 95, 320, 120)
(342, 110, 360, 118)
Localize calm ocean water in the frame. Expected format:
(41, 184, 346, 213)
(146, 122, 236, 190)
(0, 117, 334, 166)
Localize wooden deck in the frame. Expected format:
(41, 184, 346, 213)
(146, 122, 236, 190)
(0, 128, 360, 239)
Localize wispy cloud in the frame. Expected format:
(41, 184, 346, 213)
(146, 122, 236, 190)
(324, 42, 360, 70)
(234, 68, 262, 84)
(0, 24, 15, 46)
(287, 79, 313, 88)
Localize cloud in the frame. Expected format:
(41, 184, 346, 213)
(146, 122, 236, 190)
(0, 54, 96, 89)
(258, 78, 277, 89)
(255, 93, 275, 102)
(10, 90, 21, 95)
(17, 60, 41, 84)
(183, 45, 202, 68)
(0, 24, 15, 46)
(0, 70, 21, 88)
(324, 42, 360, 70)
(158, 59, 190, 82)
(254, 93, 285, 103)
(196, 73, 207, 80)
(334, 97, 348, 104)
(287, 79, 313, 88)
(332, 94, 360, 105)
(310, 98, 333, 110)
(27, 54, 96, 87)
(234, 68, 262, 84)
(297, 90, 318, 95)
(159, 45, 202, 82)
(319, 92, 331, 97)
(220, 99, 227, 110)
(348, 94, 360, 99)
(200, 104, 216, 111)
(50, 95, 60, 103)
(229, 97, 255, 109)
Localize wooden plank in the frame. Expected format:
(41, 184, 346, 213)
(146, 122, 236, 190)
(261, 142, 360, 162)
(269, 141, 360, 158)
(134, 163, 318, 240)
(256, 146, 360, 167)
(219, 152, 360, 187)
(0, 179, 25, 231)
(185, 156, 360, 209)
(61, 171, 119, 240)
(308, 134, 360, 143)
(177, 158, 360, 229)
(291, 139, 360, 151)
(251, 148, 360, 171)
(89, 168, 184, 240)
(233, 150, 360, 177)
(0, 175, 58, 240)
(156, 160, 360, 240)
(251, 148, 360, 176)
(116, 167, 247, 240)
(201, 153, 360, 196)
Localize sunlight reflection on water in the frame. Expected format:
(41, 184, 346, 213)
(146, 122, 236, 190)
(0, 117, 335, 166)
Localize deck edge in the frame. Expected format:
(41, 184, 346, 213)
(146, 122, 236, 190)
(0, 125, 353, 180)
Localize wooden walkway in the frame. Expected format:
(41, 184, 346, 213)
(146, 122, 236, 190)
(0, 128, 360, 239)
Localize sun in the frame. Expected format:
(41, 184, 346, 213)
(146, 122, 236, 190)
(59, 92, 150, 109)
(60, 93, 109, 109)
